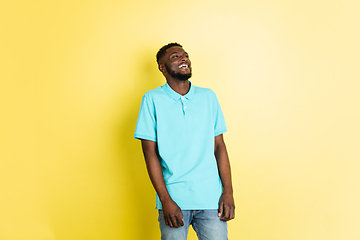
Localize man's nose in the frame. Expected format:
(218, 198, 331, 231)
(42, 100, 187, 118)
(180, 55, 188, 61)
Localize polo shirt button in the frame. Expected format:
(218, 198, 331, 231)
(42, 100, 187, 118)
(181, 96, 185, 100)
(184, 106, 187, 109)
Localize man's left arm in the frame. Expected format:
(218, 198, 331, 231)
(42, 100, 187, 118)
(215, 134, 235, 221)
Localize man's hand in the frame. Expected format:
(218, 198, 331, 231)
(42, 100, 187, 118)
(162, 199, 184, 228)
(218, 193, 235, 221)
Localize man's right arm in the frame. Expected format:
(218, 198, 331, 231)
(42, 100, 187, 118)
(140, 139, 184, 228)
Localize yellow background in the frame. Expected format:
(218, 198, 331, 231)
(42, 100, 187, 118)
(1, 0, 359, 239)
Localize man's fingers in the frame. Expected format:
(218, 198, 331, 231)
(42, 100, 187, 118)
(230, 206, 235, 220)
(162, 205, 184, 228)
(165, 215, 174, 228)
(220, 203, 234, 221)
(171, 215, 179, 228)
(220, 203, 229, 221)
(218, 194, 235, 221)
(168, 219, 174, 228)
(177, 211, 184, 227)
(218, 202, 224, 217)
(176, 216, 184, 227)
(225, 203, 230, 219)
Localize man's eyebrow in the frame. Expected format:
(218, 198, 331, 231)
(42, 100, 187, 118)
(169, 51, 179, 56)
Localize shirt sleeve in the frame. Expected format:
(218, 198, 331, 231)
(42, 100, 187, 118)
(212, 91, 227, 136)
(134, 93, 157, 142)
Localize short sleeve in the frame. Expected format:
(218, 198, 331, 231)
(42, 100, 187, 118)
(213, 92, 227, 136)
(134, 94, 157, 142)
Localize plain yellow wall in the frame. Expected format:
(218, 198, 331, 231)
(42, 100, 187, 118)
(1, 0, 359, 239)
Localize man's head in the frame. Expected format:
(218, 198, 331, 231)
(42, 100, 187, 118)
(156, 42, 192, 81)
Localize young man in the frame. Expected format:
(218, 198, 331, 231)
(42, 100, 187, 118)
(134, 43, 235, 240)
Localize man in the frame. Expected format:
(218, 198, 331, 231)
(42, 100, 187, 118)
(134, 43, 235, 240)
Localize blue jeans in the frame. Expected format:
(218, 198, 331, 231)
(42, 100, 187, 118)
(158, 210, 228, 240)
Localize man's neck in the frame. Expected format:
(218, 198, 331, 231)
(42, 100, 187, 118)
(166, 79, 190, 96)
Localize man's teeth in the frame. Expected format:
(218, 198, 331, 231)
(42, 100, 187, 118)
(179, 64, 188, 68)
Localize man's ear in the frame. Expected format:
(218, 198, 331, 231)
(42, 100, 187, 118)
(158, 63, 165, 73)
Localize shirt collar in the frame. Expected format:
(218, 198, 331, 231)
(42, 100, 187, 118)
(162, 81, 195, 101)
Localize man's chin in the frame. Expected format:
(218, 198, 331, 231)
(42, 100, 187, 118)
(176, 73, 192, 81)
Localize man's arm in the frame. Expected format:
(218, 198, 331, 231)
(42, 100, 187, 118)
(215, 134, 235, 221)
(140, 139, 184, 228)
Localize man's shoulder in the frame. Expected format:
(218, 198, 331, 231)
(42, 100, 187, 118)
(142, 85, 165, 99)
(193, 85, 216, 97)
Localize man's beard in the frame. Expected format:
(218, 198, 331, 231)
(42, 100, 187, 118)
(165, 63, 192, 81)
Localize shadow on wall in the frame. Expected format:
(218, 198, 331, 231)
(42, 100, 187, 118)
(114, 50, 163, 240)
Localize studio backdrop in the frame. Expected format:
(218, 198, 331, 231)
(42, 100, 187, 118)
(1, 0, 359, 239)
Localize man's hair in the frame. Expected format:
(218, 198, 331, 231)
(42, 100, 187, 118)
(156, 42, 182, 64)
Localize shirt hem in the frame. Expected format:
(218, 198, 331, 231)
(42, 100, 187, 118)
(134, 134, 156, 142)
(215, 129, 227, 136)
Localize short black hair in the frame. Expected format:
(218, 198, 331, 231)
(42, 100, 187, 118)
(156, 42, 182, 64)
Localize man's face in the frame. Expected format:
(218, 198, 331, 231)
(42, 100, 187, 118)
(161, 46, 192, 81)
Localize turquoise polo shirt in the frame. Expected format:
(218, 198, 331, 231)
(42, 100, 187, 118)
(134, 82, 227, 210)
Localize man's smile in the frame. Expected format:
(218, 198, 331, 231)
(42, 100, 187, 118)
(179, 63, 189, 69)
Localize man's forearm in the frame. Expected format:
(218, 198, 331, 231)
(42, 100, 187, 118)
(215, 134, 235, 221)
(141, 140, 172, 202)
(214, 135, 233, 193)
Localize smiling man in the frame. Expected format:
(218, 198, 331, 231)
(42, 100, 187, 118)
(134, 43, 235, 240)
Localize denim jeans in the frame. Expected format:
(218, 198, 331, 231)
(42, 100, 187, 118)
(158, 210, 228, 240)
